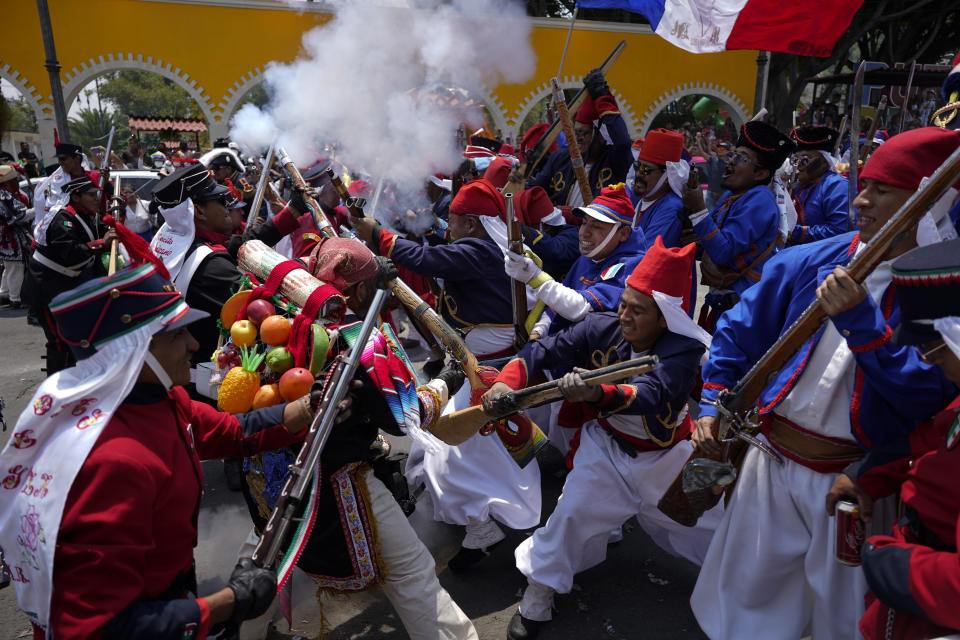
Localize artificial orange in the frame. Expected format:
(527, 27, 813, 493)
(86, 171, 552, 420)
(279, 367, 314, 401)
(260, 315, 291, 346)
(251, 383, 283, 409)
(220, 290, 251, 330)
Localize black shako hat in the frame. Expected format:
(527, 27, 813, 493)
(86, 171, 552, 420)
(62, 175, 99, 195)
(208, 152, 244, 172)
(50, 263, 208, 359)
(789, 126, 839, 153)
(55, 142, 83, 158)
(891, 238, 960, 346)
(737, 121, 795, 170)
(151, 163, 229, 208)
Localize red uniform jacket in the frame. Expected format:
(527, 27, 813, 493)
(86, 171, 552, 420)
(41, 384, 300, 640)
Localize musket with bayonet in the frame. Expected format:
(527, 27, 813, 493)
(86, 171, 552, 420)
(277, 146, 337, 238)
(246, 143, 276, 228)
(859, 95, 888, 162)
(252, 288, 389, 571)
(657, 143, 960, 527)
(502, 40, 626, 196)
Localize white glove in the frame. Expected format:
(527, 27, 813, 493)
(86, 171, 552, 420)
(504, 250, 541, 283)
(536, 280, 592, 322)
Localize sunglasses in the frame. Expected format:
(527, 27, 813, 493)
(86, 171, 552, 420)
(791, 155, 815, 169)
(726, 151, 761, 168)
(633, 164, 664, 176)
(915, 340, 947, 362)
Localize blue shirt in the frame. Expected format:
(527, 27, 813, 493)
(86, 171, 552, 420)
(790, 171, 849, 244)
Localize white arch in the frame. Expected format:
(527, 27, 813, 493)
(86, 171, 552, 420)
(510, 75, 640, 142)
(219, 65, 269, 126)
(0, 60, 47, 119)
(60, 53, 218, 126)
(637, 82, 749, 137)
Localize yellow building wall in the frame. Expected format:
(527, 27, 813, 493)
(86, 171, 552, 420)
(1, 0, 757, 153)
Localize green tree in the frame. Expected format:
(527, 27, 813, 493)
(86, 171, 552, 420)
(97, 70, 203, 119)
(767, 0, 960, 128)
(68, 108, 129, 154)
(8, 96, 38, 133)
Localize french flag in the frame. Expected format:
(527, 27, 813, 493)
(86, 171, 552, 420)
(577, 0, 863, 57)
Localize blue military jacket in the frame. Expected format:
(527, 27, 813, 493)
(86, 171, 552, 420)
(629, 190, 685, 248)
(693, 183, 781, 295)
(496, 311, 705, 448)
(700, 232, 957, 449)
(381, 231, 513, 331)
(548, 227, 647, 334)
(528, 112, 633, 206)
(790, 170, 849, 244)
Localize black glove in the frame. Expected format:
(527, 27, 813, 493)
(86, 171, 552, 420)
(584, 68, 610, 99)
(435, 358, 466, 396)
(375, 256, 399, 288)
(288, 187, 310, 215)
(227, 558, 276, 626)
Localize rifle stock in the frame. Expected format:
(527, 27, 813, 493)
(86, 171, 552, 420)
(253, 289, 389, 570)
(277, 147, 337, 238)
(502, 40, 626, 195)
(658, 143, 960, 526)
(430, 356, 657, 445)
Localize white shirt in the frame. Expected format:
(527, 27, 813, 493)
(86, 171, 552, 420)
(776, 246, 894, 439)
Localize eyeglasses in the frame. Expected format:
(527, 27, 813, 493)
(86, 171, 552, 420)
(633, 164, 664, 176)
(915, 340, 947, 362)
(791, 155, 815, 169)
(726, 151, 761, 168)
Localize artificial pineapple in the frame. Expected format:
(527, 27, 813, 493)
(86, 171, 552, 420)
(218, 346, 266, 413)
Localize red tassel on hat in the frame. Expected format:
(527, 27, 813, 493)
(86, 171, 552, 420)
(54, 128, 61, 147)
(103, 214, 171, 280)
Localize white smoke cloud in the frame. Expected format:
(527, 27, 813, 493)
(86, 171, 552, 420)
(231, 0, 535, 221)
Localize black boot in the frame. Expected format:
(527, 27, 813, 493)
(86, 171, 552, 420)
(447, 540, 502, 573)
(506, 612, 547, 640)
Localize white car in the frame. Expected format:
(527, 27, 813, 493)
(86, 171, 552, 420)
(18, 168, 161, 209)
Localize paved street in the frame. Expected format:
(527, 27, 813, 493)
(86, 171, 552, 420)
(0, 304, 708, 640)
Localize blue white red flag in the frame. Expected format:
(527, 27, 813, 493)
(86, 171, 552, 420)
(577, 0, 863, 57)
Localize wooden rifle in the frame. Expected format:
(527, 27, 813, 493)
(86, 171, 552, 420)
(106, 195, 126, 275)
(277, 147, 337, 238)
(657, 143, 960, 527)
(502, 40, 626, 195)
(833, 115, 848, 159)
(898, 61, 917, 134)
(551, 77, 592, 204)
(252, 289, 388, 571)
(505, 192, 529, 350)
(432, 356, 657, 445)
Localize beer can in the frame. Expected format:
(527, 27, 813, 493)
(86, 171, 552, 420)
(835, 499, 865, 566)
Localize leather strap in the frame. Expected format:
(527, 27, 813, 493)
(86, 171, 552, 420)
(766, 414, 862, 464)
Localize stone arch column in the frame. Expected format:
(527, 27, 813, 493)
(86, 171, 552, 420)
(636, 82, 750, 137)
(509, 75, 641, 143)
(0, 60, 55, 157)
(60, 53, 218, 140)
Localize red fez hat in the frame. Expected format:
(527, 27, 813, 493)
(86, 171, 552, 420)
(483, 157, 513, 189)
(449, 178, 505, 220)
(625, 237, 696, 312)
(520, 124, 557, 161)
(860, 127, 960, 192)
(575, 96, 599, 124)
(637, 129, 684, 165)
(514, 187, 555, 225)
(575, 182, 634, 226)
(632, 137, 645, 150)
